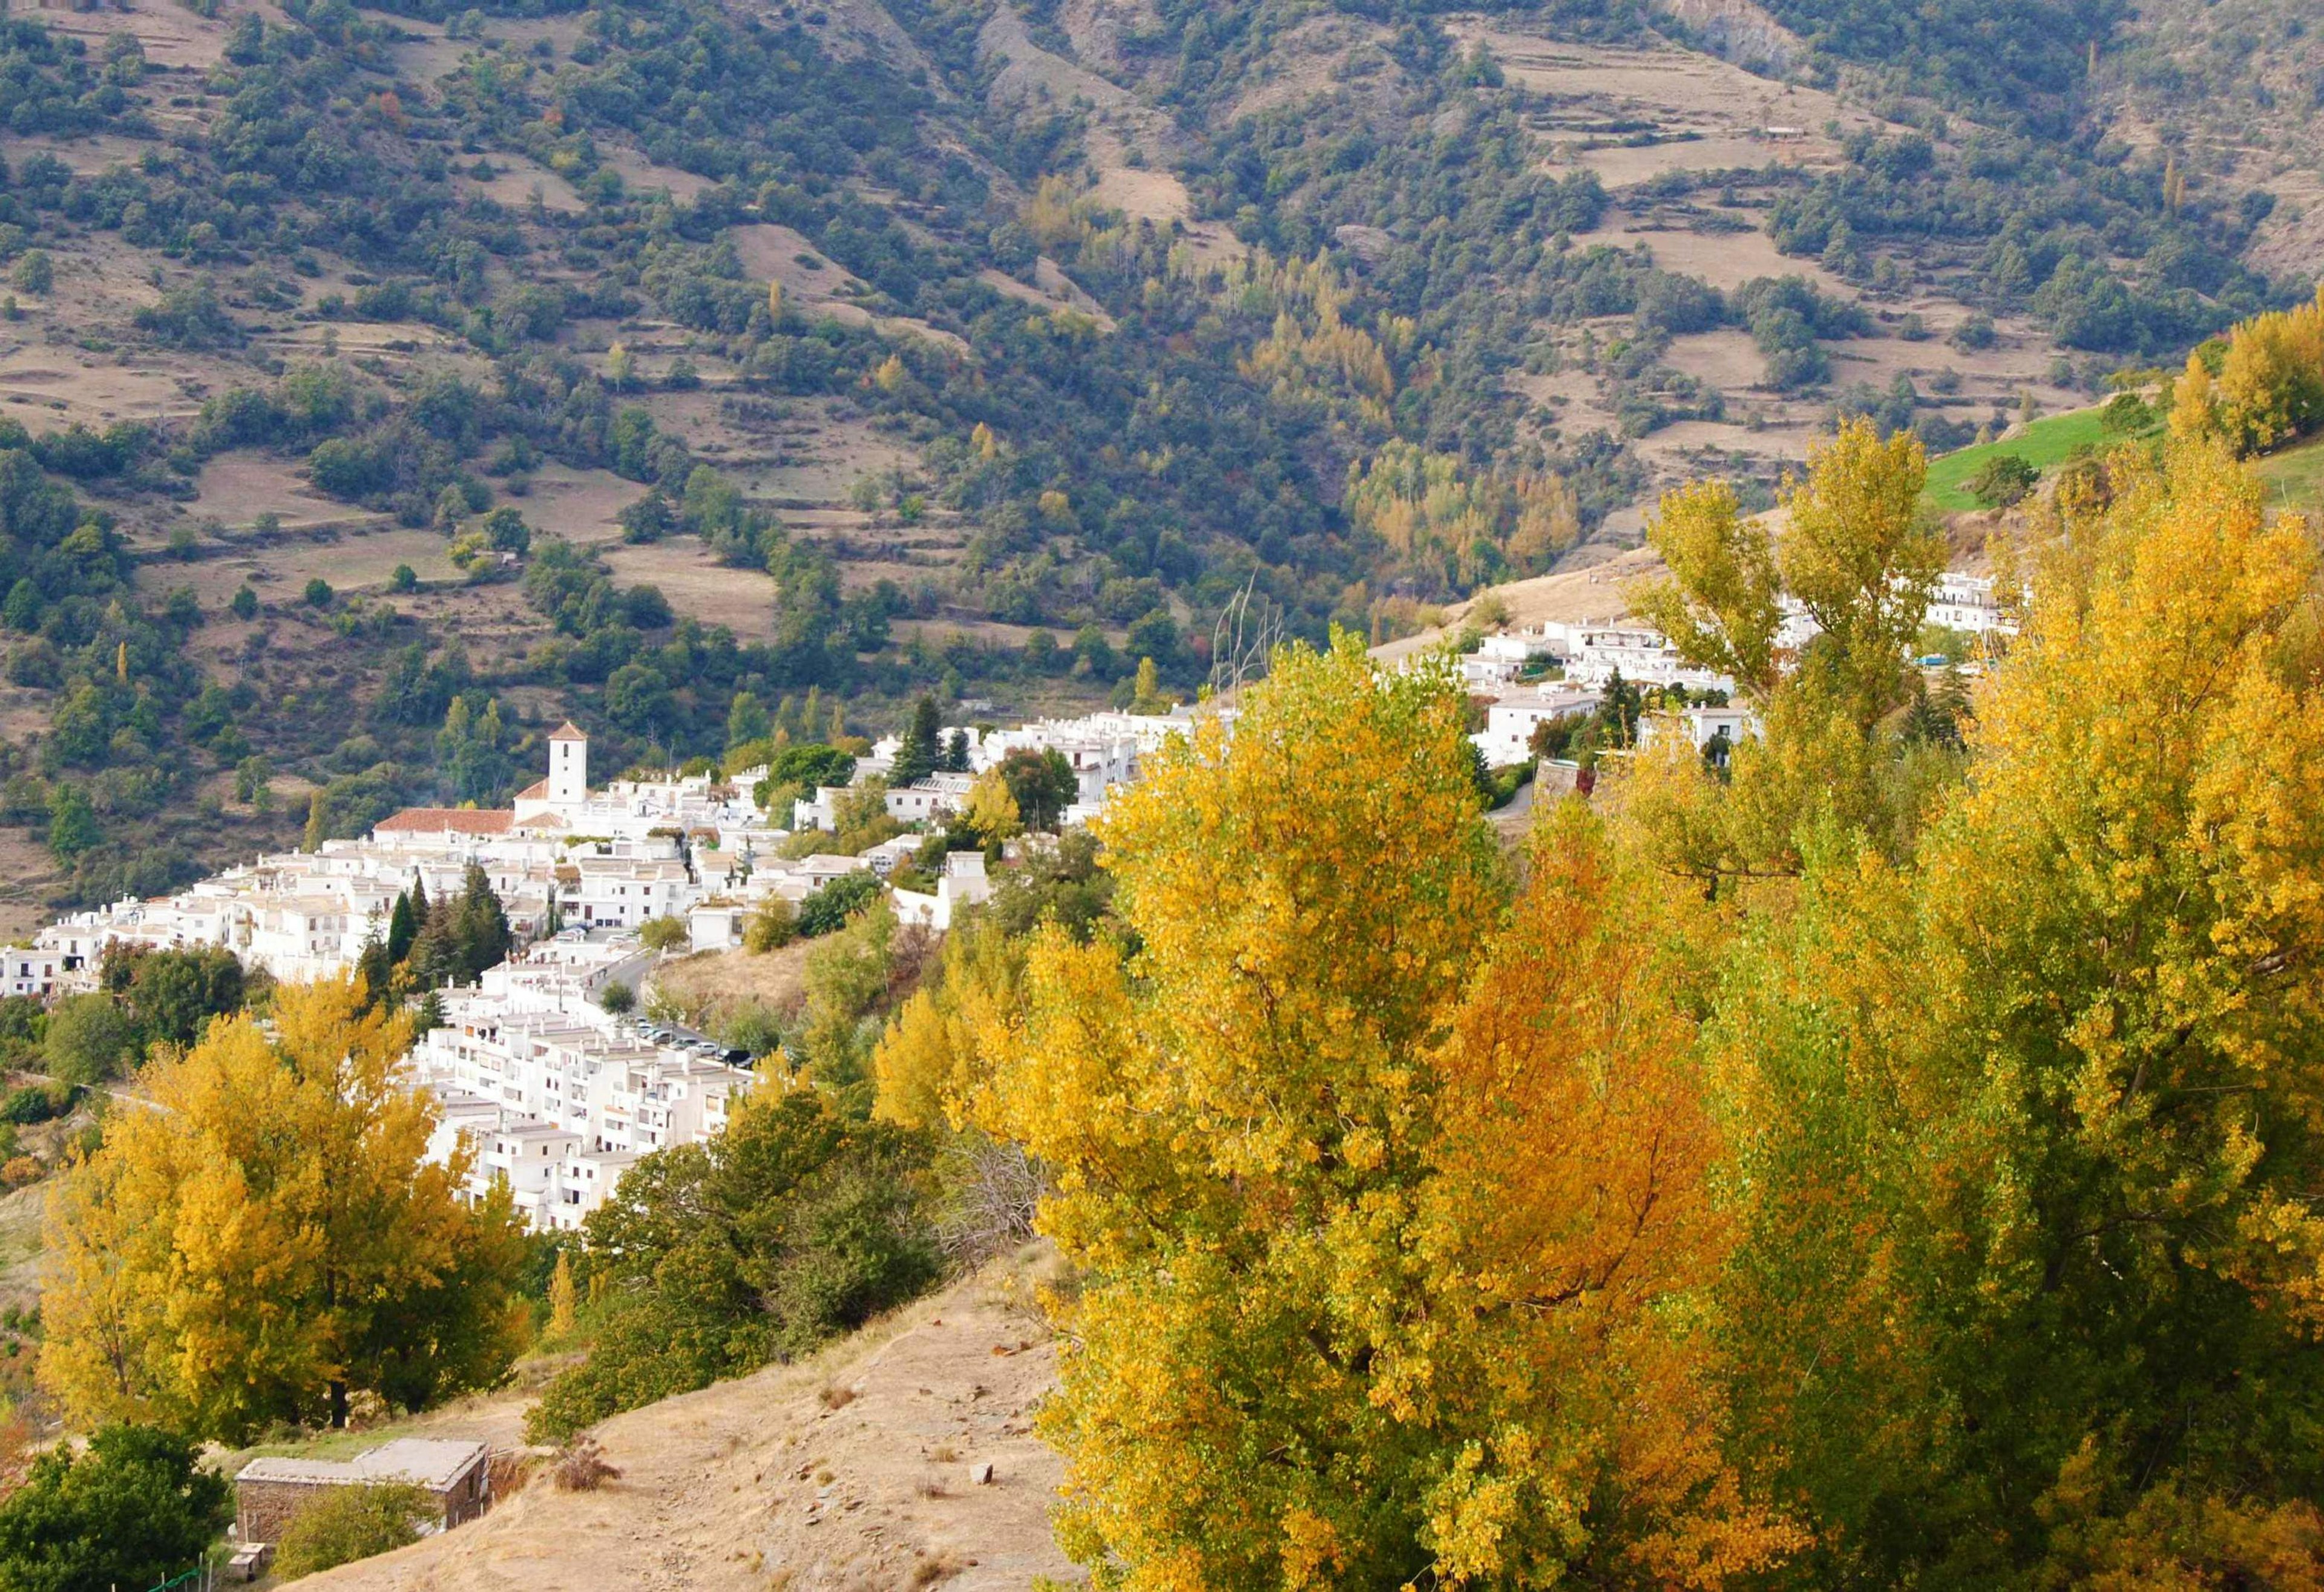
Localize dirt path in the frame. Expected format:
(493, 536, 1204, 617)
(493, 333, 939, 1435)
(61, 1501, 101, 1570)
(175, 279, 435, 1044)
(306, 1253, 1078, 1591)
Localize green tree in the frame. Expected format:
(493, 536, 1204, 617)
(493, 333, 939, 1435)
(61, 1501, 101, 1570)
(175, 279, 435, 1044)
(42, 784, 96, 863)
(525, 1089, 936, 1442)
(386, 888, 419, 965)
(271, 1483, 428, 1579)
(1966, 453, 2040, 508)
(726, 690, 771, 750)
(0, 1425, 228, 1592)
(103, 946, 244, 1049)
(890, 696, 942, 787)
(42, 994, 134, 1086)
(997, 747, 1078, 833)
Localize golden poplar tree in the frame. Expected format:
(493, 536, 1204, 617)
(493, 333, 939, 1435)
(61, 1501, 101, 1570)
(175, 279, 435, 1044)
(1710, 439, 2324, 1581)
(967, 638, 1795, 1587)
(548, 1251, 577, 1338)
(41, 978, 530, 1441)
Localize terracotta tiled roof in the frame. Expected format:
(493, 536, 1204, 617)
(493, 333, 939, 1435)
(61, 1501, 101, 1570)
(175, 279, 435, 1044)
(514, 779, 550, 800)
(373, 808, 515, 836)
(548, 721, 588, 742)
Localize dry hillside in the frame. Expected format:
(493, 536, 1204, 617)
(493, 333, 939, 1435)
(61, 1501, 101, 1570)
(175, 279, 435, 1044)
(305, 1252, 1077, 1592)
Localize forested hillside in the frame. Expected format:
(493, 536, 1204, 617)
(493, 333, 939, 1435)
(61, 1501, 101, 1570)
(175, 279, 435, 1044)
(0, 0, 2305, 923)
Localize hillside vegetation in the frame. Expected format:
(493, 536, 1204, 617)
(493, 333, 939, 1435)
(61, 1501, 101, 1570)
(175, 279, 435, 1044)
(0, 0, 2306, 918)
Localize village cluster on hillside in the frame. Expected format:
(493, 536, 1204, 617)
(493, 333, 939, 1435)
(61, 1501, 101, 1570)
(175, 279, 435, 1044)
(6, 704, 1215, 1230)
(0, 578, 2015, 1235)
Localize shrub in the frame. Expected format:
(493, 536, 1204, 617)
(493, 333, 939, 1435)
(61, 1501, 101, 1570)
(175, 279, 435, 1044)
(550, 1435, 620, 1492)
(524, 1090, 936, 1443)
(745, 896, 797, 954)
(304, 577, 333, 608)
(597, 981, 635, 1015)
(272, 1482, 430, 1579)
(638, 916, 689, 953)
(797, 871, 882, 937)
(1968, 454, 2041, 509)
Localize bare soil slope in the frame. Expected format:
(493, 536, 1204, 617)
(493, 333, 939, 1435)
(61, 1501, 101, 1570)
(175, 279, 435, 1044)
(306, 1254, 1078, 1592)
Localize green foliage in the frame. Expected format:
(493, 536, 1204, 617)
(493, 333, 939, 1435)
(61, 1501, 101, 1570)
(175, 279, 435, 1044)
(524, 1089, 937, 1443)
(271, 1483, 428, 1580)
(42, 994, 134, 1086)
(0, 1425, 229, 1592)
(1966, 452, 2040, 508)
(795, 871, 882, 939)
(996, 747, 1077, 834)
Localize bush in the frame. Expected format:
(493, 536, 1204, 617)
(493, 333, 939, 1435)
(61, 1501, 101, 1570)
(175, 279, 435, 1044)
(550, 1436, 620, 1492)
(638, 916, 689, 953)
(304, 577, 333, 608)
(797, 871, 882, 938)
(1968, 454, 2041, 509)
(524, 1090, 937, 1443)
(272, 1482, 430, 1579)
(597, 981, 635, 1015)
(745, 896, 797, 954)
(0, 1082, 73, 1125)
(0, 1426, 229, 1591)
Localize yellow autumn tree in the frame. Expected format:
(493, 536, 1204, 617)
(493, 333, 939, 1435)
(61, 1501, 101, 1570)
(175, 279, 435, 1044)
(1615, 421, 1945, 896)
(1345, 441, 1580, 589)
(966, 638, 1795, 1588)
(41, 978, 530, 1441)
(1629, 477, 1784, 702)
(548, 1251, 577, 1338)
(962, 766, 1021, 842)
(2170, 286, 2324, 457)
(1705, 437, 2324, 1582)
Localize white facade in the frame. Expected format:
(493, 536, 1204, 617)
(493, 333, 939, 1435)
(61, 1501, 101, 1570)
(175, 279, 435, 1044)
(1638, 705, 1760, 762)
(1472, 688, 1606, 765)
(413, 972, 752, 1232)
(891, 851, 995, 932)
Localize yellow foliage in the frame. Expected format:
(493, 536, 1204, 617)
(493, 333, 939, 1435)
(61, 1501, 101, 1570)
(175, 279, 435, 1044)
(1344, 440, 1579, 588)
(1776, 419, 1943, 726)
(964, 639, 1795, 1586)
(40, 978, 530, 1441)
(963, 767, 1021, 841)
(548, 1251, 577, 1338)
(872, 920, 1022, 1132)
(1629, 477, 1784, 702)
(2172, 287, 2324, 457)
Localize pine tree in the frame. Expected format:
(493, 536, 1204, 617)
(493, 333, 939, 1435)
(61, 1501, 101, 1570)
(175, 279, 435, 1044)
(386, 889, 418, 965)
(891, 696, 942, 785)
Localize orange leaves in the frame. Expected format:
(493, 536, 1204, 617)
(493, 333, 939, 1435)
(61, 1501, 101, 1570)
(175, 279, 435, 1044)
(1407, 801, 1799, 1585)
(974, 639, 1796, 1587)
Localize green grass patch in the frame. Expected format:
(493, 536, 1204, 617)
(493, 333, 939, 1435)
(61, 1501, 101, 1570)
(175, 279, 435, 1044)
(2253, 434, 2324, 520)
(1925, 406, 2116, 513)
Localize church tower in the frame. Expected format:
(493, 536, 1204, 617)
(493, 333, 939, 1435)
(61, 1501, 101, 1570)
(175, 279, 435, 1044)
(548, 721, 588, 807)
